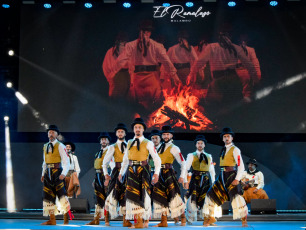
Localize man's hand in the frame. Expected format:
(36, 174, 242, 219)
(104, 174, 111, 186)
(253, 188, 258, 194)
(105, 174, 111, 181)
(178, 177, 184, 184)
(118, 174, 123, 183)
(172, 74, 181, 86)
(41, 176, 44, 183)
(231, 179, 239, 186)
(151, 174, 159, 185)
(59, 174, 65, 180)
(184, 182, 189, 190)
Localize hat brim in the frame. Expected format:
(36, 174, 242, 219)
(98, 135, 111, 142)
(64, 142, 76, 152)
(131, 122, 147, 130)
(220, 132, 235, 138)
(194, 138, 207, 145)
(114, 127, 128, 133)
(47, 128, 60, 134)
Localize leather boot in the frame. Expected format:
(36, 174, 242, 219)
(153, 215, 168, 227)
(41, 213, 56, 225)
(143, 219, 149, 228)
(242, 216, 248, 227)
(180, 213, 186, 226)
(173, 217, 180, 226)
(63, 212, 69, 225)
(203, 216, 217, 227)
(105, 211, 110, 226)
(86, 212, 100, 225)
(129, 214, 144, 229)
(123, 215, 133, 227)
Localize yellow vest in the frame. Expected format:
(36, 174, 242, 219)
(44, 142, 61, 164)
(128, 138, 149, 161)
(159, 144, 175, 164)
(192, 152, 211, 172)
(219, 146, 236, 166)
(94, 149, 108, 169)
(113, 143, 124, 163)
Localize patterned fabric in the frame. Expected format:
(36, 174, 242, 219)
(108, 166, 126, 208)
(206, 170, 243, 206)
(94, 172, 107, 209)
(125, 164, 151, 208)
(185, 171, 211, 208)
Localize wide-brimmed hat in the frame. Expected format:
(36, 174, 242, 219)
(139, 19, 154, 31)
(98, 132, 112, 142)
(114, 123, 128, 133)
(194, 135, 207, 145)
(161, 125, 174, 134)
(220, 127, 235, 138)
(131, 117, 147, 130)
(246, 158, 258, 166)
(64, 142, 76, 152)
(149, 129, 161, 138)
(46, 125, 60, 134)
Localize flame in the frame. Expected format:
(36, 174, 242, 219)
(147, 85, 214, 131)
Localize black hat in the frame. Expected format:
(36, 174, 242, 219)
(161, 125, 174, 134)
(194, 135, 207, 145)
(98, 132, 112, 142)
(131, 117, 147, 130)
(64, 142, 76, 152)
(220, 127, 235, 138)
(139, 19, 154, 31)
(115, 31, 129, 43)
(178, 30, 189, 39)
(114, 123, 128, 133)
(246, 158, 258, 166)
(46, 124, 60, 134)
(149, 129, 161, 138)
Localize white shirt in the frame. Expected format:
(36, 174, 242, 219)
(41, 139, 70, 177)
(119, 135, 161, 176)
(241, 170, 265, 190)
(223, 143, 245, 181)
(68, 153, 81, 176)
(167, 44, 198, 65)
(102, 139, 127, 175)
(185, 150, 216, 182)
(162, 140, 186, 179)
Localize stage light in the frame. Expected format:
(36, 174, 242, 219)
(84, 3, 92, 8)
(228, 1, 236, 7)
(8, 50, 14, 56)
(270, 1, 278, 6)
(4, 116, 9, 122)
(186, 2, 194, 7)
(44, 3, 51, 9)
(6, 82, 13, 88)
(15, 92, 28, 105)
(2, 4, 10, 8)
(163, 3, 170, 7)
(123, 2, 131, 8)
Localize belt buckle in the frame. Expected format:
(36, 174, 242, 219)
(47, 164, 54, 168)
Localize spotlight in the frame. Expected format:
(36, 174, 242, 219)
(163, 3, 170, 7)
(4, 116, 9, 122)
(8, 50, 14, 56)
(15, 92, 28, 105)
(185, 2, 194, 7)
(2, 4, 10, 8)
(84, 3, 92, 8)
(123, 2, 131, 8)
(44, 3, 51, 8)
(228, 1, 236, 7)
(270, 1, 278, 6)
(6, 82, 13, 88)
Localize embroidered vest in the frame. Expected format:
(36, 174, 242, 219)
(44, 142, 61, 164)
(128, 138, 149, 161)
(192, 152, 211, 172)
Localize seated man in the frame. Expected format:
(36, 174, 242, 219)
(241, 159, 269, 204)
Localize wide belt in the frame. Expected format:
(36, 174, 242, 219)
(161, 163, 173, 169)
(46, 163, 61, 169)
(95, 169, 103, 173)
(134, 65, 157, 73)
(174, 62, 190, 69)
(193, 170, 208, 176)
(119, 68, 129, 72)
(221, 166, 237, 172)
(212, 68, 237, 79)
(115, 162, 122, 168)
(129, 160, 148, 166)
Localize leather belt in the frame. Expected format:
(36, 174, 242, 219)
(129, 160, 148, 166)
(115, 162, 122, 168)
(161, 163, 173, 169)
(221, 166, 237, 172)
(212, 68, 237, 79)
(134, 65, 157, 73)
(193, 170, 208, 176)
(46, 163, 61, 169)
(119, 68, 129, 72)
(174, 62, 190, 69)
(95, 169, 103, 173)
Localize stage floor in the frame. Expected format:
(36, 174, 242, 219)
(0, 220, 305, 230)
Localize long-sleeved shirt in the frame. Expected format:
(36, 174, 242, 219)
(223, 143, 245, 181)
(241, 170, 265, 190)
(119, 135, 161, 176)
(102, 139, 127, 175)
(190, 42, 258, 81)
(237, 45, 261, 80)
(161, 140, 186, 179)
(109, 38, 177, 78)
(185, 150, 216, 182)
(167, 44, 198, 65)
(41, 139, 70, 176)
(68, 153, 81, 176)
